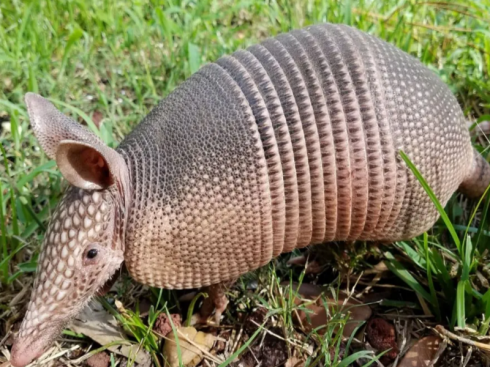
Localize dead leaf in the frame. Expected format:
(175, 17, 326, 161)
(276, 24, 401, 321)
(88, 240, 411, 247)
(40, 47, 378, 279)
(91, 111, 104, 128)
(162, 326, 215, 367)
(70, 300, 151, 366)
(285, 356, 305, 367)
(284, 283, 372, 337)
(398, 336, 441, 367)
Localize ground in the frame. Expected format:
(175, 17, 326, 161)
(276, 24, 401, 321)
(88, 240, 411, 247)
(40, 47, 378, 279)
(0, 0, 489, 366)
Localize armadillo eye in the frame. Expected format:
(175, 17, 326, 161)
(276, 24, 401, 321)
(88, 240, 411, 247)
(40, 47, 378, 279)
(86, 249, 98, 259)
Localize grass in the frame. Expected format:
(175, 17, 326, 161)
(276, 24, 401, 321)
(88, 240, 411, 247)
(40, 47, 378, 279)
(1, 0, 490, 365)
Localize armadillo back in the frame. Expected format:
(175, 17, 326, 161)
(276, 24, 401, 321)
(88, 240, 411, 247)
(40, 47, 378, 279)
(118, 23, 475, 289)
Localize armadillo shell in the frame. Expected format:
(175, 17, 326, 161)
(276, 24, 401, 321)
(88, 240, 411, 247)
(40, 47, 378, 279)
(118, 23, 473, 289)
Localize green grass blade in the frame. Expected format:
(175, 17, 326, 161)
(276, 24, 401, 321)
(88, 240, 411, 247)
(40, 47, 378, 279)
(60, 27, 84, 77)
(463, 182, 490, 250)
(0, 244, 28, 274)
(185, 292, 207, 327)
(483, 289, 490, 320)
(457, 280, 466, 328)
(430, 247, 455, 300)
(423, 232, 440, 320)
(461, 235, 473, 281)
(397, 241, 426, 269)
(338, 350, 374, 367)
(0, 179, 7, 282)
(1, 146, 19, 252)
(343, 0, 353, 25)
(339, 349, 389, 367)
(167, 308, 183, 367)
(384, 251, 432, 303)
(187, 42, 201, 75)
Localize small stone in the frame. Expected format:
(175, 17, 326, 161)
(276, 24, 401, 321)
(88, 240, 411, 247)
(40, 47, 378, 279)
(86, 351, 111, 367)
(153, 313, 182, 337)
(366, 317, 399, 363)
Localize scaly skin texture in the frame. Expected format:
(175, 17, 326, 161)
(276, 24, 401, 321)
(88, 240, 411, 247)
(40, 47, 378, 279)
(11, 23, 490, 366)
(118, 23, 486, 289)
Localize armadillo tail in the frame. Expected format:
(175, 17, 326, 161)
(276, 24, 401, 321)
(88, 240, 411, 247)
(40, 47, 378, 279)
(459, 149, 490, 198)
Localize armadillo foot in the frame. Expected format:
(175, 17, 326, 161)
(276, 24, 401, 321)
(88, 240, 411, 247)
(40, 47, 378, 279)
(189, 282, 233, 326)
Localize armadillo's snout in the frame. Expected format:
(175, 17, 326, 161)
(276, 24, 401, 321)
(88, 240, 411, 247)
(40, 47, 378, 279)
(10, 331, 52, 367)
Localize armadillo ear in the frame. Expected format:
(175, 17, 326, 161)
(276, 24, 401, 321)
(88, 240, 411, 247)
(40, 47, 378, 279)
(25, 92, 125, 190)
(56, 140, 124, 190)
(25, 92, 102, 160)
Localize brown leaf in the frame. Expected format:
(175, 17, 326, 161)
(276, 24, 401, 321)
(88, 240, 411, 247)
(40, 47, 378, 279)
(398, 336, 442, 367)
(162, 326, 215, 367)
(92, 111, 104, 128)
(70, 301, 151, 366)
(285, 356, 305, 367)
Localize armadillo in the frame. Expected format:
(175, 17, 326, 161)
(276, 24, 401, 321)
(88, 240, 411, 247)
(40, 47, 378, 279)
(10, 23, 490, 366)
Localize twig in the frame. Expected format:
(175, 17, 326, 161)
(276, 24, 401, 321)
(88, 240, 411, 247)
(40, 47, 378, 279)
(70, 340, 133, 364)
(435, 325, 490, 351)
(462, 347, 472, 367)
(36, 344, 81, 365)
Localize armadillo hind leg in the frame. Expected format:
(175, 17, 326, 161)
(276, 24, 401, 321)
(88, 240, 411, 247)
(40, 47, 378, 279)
(190, 281, 234, 326)
(458, 149, 490, 198)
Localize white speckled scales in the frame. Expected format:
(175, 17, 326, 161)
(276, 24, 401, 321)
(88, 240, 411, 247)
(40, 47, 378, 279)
(117, 23, 484, 289)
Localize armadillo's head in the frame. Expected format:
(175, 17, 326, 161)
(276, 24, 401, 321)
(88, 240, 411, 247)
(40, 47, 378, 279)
(10, 93, 131, 367)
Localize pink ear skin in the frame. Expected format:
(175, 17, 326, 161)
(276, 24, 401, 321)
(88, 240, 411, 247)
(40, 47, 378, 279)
(56, 140, 114, 190)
